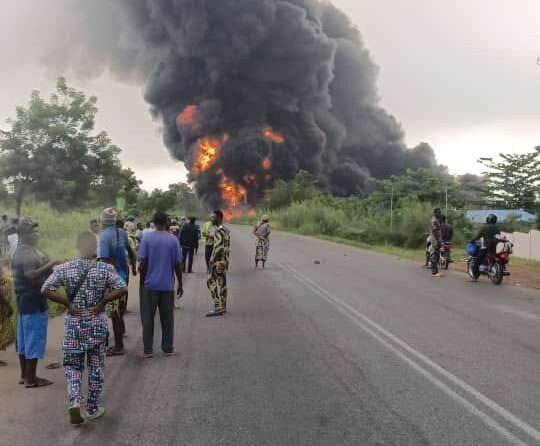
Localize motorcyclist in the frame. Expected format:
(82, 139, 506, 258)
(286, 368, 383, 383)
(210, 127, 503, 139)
(124, 214, 137, 236)
(470, 213, 500, 280)
(428, 208, 443, 277)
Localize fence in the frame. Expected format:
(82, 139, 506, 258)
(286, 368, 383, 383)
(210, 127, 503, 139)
(502, 230, 540, 261)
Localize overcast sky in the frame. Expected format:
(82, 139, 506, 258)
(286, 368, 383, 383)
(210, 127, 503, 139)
(0, 0, 538, 190)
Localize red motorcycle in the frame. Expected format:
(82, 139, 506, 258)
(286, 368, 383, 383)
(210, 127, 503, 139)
(467, 238, 512, 285)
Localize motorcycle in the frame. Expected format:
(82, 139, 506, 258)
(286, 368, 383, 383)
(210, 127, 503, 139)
(466, 237, 513, 285)
(438, 242, 452, 270)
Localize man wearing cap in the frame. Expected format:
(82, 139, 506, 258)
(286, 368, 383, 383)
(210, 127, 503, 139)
(11, 219, 62, 387)
(98, 208, 137, 356)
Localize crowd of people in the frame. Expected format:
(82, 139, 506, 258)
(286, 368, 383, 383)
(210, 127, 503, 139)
(0, 207, 272, 426)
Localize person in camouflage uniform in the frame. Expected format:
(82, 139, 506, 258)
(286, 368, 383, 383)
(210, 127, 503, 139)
(206, 210, 230, 317)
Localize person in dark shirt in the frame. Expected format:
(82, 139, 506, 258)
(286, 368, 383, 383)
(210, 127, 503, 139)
(179, 217, 199, 273)
(470, 214, 501, 280)
(11, 219, 62, 387)
(428, 208, 443, 277)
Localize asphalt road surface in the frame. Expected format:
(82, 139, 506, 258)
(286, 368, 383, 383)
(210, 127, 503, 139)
(2, 226, 540, 445)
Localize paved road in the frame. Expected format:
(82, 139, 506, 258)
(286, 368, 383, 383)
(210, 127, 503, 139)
(2, 226, 540, 445)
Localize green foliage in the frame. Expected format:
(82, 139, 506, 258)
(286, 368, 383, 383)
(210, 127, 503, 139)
(0, 78, 123, 214)
(479, 147, 540, 213)
(263, 171, 321, 210)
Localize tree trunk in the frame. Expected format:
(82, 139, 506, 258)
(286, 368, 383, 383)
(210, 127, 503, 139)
(15, 182, 27, 217)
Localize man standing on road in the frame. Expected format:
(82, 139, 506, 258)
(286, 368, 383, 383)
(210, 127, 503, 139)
(440, 215, 454, 263)
(138, 212, 183, 358)
(206, 210, 230, 317)
(179, 217, 198, 273)
(428, 208, 444, 277)
(42, 231, 128, 425)
(12, 219, 62, 387)
(202, 217, 215, 273)
(98, 208, 136, 356)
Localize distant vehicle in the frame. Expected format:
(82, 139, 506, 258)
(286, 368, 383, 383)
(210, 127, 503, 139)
(466, 237, 513, 285)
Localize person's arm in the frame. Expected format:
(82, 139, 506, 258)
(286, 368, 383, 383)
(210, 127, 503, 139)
(24, 259, 62, 281)
(41, 266, 77, 315)
(92, 287, 128, 316)
(175, 262, 183, 297)
(138, 234, 149, 287)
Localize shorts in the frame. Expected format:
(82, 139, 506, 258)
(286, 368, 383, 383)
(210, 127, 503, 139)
(16, 311, 48, 359)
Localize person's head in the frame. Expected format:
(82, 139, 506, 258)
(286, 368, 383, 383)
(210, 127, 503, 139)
(116, 220, 124, 229)
(153, 211, 169, 230)
(261, 214, 269, 223)
(77, 231, 97, 259)
(137, 223, 143, 230)
(90, 219, 100, 234)
(433, 208, 442, 219)
(100, 208, 117, 228)
(145, 222, 151, 229)
(18, 218, 39, 246)
(486, 213, 498, 225)
(1, 215, 7, 222)
(212, 210, 223, 226)
(189, 216, 196, 225)
(440, 215, 447, 223)
(127, 214, 135, 222)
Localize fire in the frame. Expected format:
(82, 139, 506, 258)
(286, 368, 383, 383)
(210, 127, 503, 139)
(263, 127, 285, 144)
(262, 156, 272, 170)
(220, 176, 248, 208)
(192, 136, 221, 173)
(177, 105, 198, 126)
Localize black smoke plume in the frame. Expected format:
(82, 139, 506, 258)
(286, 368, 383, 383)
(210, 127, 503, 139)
(45, 0, 436, 208)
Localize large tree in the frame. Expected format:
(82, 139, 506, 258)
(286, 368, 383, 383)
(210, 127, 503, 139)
(479, 147, 540, 213)
(0, 78, 123, 214)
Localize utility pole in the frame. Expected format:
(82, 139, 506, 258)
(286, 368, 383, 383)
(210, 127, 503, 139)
(390, 184, 394, 229)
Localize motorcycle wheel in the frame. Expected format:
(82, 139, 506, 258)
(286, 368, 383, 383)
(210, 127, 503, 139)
(489, 263, 503, 285)
(439, 253, 448, 270)
(467, 258, 476, 280)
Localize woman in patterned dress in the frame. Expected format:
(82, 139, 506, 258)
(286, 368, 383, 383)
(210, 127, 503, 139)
(42, 232, 127, 425)
(253, 215, 271, 268)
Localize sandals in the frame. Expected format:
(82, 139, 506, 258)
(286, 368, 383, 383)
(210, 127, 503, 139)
(25, 377, 53, 388)
(106, 348, 125, 357)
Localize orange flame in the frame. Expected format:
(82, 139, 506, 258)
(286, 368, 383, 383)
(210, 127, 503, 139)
(177, 105, 198, 126)
(192, 136, 221, 173)
(262, 156, 272, 170)
(220, 176, 248, 208)
(263, 127, 285, 144)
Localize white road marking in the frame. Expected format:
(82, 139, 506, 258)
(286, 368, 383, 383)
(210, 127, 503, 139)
(280, 262, 538, 446)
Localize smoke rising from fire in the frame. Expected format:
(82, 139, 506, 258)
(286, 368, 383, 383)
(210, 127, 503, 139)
(44, 0, 436, 210)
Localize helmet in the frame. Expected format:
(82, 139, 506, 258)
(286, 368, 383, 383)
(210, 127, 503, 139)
(127, 214, 135, 221)
(486, 214, 497, 224)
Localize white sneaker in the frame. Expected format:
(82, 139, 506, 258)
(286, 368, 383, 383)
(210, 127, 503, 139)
(87, 406, 106, 421)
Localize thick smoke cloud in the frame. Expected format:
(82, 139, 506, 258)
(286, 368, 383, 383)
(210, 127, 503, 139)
(44, 0, 436, 208)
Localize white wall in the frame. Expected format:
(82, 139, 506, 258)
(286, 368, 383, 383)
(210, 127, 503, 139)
(502, 230, 540, 261)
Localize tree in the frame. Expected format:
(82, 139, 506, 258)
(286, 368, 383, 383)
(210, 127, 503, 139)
(263, 171, 320, 210)
(0, 78, 123, 215)
(380, 168, 463, 209)
(479, 147, 540, 213)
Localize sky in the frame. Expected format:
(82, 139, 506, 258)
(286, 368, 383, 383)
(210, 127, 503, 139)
(0, 0, 538, 191)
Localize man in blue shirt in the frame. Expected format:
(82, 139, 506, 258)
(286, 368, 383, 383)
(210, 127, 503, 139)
(98, 208, 136, 356)
(138, 212, 183, 358)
